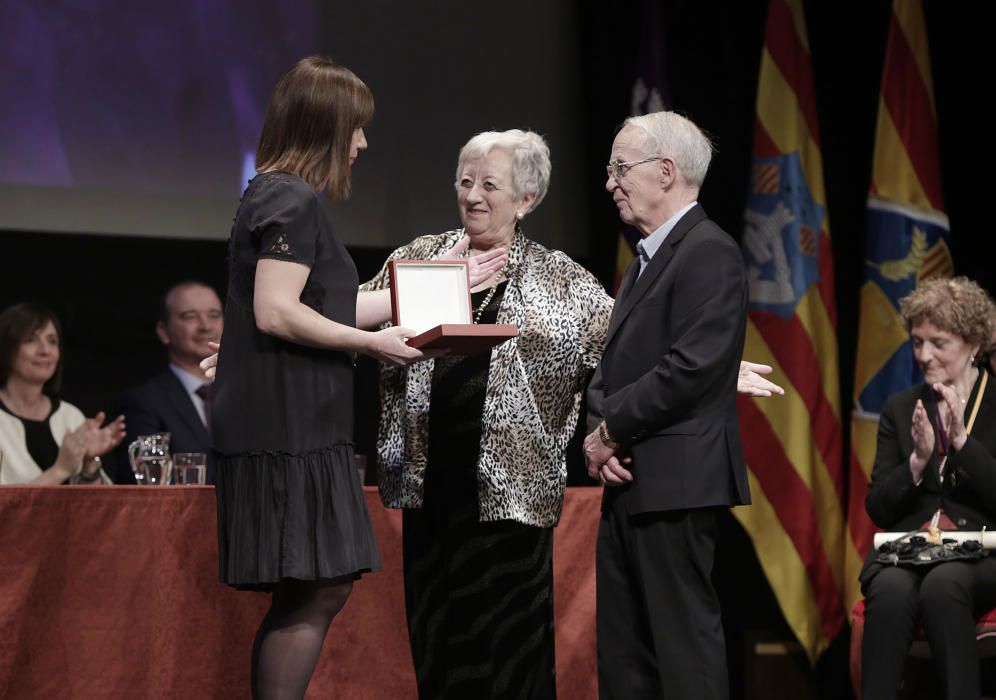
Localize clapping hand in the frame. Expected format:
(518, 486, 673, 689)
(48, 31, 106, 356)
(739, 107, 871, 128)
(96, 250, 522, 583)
(48, 411, 123, 482)
(55, 423, 91, 479)
(83, 411, 127, 457)
(910, 399, 934, 483)
(933, 383, 968, 451)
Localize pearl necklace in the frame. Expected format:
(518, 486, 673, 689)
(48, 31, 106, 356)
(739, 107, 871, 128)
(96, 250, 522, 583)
(472, 271, 506, 324)
(463, 234, 512, 324)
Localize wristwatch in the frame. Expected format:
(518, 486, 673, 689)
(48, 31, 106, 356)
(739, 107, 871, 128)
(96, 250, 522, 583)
(78, 456, 102, 482)
(598, 421, 620, 450)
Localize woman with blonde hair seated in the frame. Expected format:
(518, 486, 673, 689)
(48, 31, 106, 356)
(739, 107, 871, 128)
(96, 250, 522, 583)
(861, 276, 996, 700)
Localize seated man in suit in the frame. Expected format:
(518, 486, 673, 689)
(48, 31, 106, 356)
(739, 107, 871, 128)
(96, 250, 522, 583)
(115, 281, 222, 483)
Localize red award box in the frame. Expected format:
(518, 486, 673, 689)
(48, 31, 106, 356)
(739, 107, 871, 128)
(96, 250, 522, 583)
(387, 260, 517, 355)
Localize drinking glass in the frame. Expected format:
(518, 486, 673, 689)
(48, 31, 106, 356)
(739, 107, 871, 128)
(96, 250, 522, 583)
(139, 455, 174, 485)
(173, 453, 207, 485)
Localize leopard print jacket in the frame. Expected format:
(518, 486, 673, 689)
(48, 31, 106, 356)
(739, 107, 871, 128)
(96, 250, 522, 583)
(359, 228, 613, 527)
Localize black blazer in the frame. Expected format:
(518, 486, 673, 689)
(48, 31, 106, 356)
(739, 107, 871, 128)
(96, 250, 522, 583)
(588, 204, 749, 514)
(859, 370, 996, 586)
(113, 369, 215, 484)
(866, 372, 996, 532)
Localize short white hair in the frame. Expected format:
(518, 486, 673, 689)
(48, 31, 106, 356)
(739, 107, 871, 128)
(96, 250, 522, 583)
(455, 129, 551, 213)
(625, 112, 714, 188)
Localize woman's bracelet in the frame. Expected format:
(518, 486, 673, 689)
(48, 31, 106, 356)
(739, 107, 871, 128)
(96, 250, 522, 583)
(78, 456, 102, 482)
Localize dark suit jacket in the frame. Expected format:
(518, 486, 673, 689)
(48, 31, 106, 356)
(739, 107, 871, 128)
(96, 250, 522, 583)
(860, 371, 996, 587)
(113, 369, 215, 484)
(588, 204, 749, 514)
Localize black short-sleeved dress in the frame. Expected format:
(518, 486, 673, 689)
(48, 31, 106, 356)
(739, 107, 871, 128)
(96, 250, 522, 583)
(211, 171, 381, 590)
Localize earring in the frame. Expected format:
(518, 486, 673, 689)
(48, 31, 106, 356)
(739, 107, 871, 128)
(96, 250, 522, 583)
(516, 212, 524, 220)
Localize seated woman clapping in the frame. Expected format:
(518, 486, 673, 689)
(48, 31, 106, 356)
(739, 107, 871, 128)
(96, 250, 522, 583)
(0, 303, 126, 484)
(860, 277, 996, 700)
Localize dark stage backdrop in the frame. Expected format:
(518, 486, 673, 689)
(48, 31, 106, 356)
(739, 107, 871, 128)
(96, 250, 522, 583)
(0, 0, 589, 255)
(579, 0, 995, 391)
(3, 2, 996, 698)
(577, 1, 995, 696)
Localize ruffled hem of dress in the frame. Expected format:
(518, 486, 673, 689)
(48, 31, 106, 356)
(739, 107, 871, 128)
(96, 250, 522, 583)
(213, 443, 354, 459)
(215, 446, 381, 589)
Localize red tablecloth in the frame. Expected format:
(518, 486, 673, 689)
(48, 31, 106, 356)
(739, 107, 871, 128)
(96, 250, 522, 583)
(0, 486, 599, 699)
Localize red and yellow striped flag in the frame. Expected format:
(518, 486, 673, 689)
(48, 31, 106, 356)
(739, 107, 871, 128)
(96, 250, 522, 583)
(845, 0, 951, 615)
(736, 0, 848, 662)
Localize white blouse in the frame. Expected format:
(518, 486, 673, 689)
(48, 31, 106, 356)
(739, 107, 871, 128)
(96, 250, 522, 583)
(0, 399, 110, 484)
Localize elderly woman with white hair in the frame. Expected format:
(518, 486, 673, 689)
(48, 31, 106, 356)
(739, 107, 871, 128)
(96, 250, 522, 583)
(361, 129, 781, 698)
(361, 129, 604, 697)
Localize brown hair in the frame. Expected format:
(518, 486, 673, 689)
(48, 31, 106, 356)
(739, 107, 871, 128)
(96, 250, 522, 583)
(0, 303, 64, 395)
(255, 56, 374, 201)
(899, 276, 995, 350)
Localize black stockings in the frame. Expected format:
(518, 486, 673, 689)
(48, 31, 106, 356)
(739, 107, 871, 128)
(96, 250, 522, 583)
(250, 577, 353, 700)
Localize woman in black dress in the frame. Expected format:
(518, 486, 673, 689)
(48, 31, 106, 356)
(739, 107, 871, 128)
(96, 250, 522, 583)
(210, 57, 504, 700)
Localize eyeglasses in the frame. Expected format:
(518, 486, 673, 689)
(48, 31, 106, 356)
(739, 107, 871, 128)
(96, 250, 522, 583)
(457, 177, 505, 193)
(606, 156, 660, 180)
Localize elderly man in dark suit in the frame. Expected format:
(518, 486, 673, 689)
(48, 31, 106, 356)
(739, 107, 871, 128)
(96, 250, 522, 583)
(115, 281, 222, 484)
(584, 111, 749, 700)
